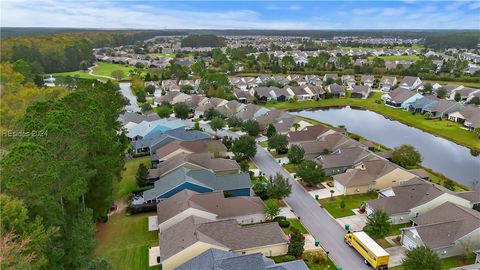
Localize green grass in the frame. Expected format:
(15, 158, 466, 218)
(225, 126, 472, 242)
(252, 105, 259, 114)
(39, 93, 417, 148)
(266, 92, 480, 151)
(113, 157, 151, 201)
(368, 55, 421, 61)
(51, 70, 105, 80)
(95, 213, 159, 270)
(282, 219, 309, 235)
(259, 140, 269, 148)
(388, 223, 409, 237)
(390, 255, 475, 270)
(375, 238, 393, 249)
(248, 160, 258, 169)
(283, 163, 299, 174)
(318, 192, 378, 218)
(272, 255, 337, 270)
(92, 62, 135, 78)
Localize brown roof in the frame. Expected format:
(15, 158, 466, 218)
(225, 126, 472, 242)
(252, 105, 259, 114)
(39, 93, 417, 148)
(367, 178, 454, 215)
(316, 146, 373, 169)
(388, 87, 418, 103)
(334, 158, 399, 187)
(254, 109, 290, 129)
(410, 202, 480, 249)
(155, 140, 208, 160)
(156, 190, 264, 225)
(159, 217, 287, 261)
(299, 133, 364, 159)
(148, 153, 240, 179)
(287, 125, 331, 143)
(455, 191, 480, 203)
(407, 168, 429, 179)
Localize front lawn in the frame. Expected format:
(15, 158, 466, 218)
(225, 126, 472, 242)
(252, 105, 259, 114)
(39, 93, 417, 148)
(283, 163, 299, 174)
(265, 92, 480, 151)
(272, 254, 337, 270)
(95, 213, 159, 270)
(113, 156, 151, 201)
(318, 192, 378, 218)
(281, 219, 309, 235)
(388, 223, 410, 237)
(390, 255, 475, 270)
(259, 140, 269, 148)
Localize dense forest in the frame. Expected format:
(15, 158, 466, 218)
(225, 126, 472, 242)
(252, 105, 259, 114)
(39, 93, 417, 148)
(0, 30, 181, 73)
(424, 33, 480, 49)
(0, 64, 128, 269)
(181, 34, 226, 48)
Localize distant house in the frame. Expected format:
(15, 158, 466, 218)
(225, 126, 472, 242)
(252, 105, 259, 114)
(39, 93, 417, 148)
(400, 76, 423, 91)
(328, 83, 346, 98)
(448, 106, 480, 131)
(284, 86, 313, 101)
(235, 104, 269, 121)
(341, 75, 356, 89)
(383, 87, 423, 109)
(126, 119, 185, 142)
(143, 168, 251, 203)
(323, 74, 339, 82)
(400, 202, 480, 259)
(254, 87, 278, 102)
(408, 96, 439, 113)
(450, 87, 480, 102)
(234, 89, 254, 103)
(333, 158, 417, 195)
(287, 124, 334, 145)
(361, 75, 375, 88)
(158, 217, 288, 270)
(299, 133, 366, 160)
(351, 85, 371, 99)
(176, 248, 308, 270)
(423, 99, 461, 118)
(355, 59, 369, 66)
(366, 178, 473, 224)
(379, 76, 397, 92)
(315, 146, 374, 176)
(153, 190, 265, 231)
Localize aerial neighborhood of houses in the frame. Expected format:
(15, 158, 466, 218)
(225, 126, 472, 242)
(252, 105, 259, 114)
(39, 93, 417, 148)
(64, 34, 480, 270)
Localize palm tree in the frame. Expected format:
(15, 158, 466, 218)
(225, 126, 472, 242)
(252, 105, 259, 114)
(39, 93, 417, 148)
(292, 122, 301, 131)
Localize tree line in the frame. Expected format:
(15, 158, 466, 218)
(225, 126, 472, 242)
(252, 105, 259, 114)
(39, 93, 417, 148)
(1, 67, 128, 269)
(181, 34, 226, 48)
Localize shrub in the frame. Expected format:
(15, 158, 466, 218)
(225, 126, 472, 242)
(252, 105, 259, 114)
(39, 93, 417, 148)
(278, 219, 291, 228)
(304, 250, 328, 264)
(273, 216, 287, 222)
(276, 255, 296, 263)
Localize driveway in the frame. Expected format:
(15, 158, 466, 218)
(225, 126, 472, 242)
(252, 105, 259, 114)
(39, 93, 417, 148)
(253, 146, 370, 270)
(385, 246, 407, 267)
(336, 214, 368, 232)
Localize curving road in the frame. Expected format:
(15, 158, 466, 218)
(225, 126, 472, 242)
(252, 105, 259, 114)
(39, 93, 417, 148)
(252, 146, 370, 270)
(119, 82, 140, 112)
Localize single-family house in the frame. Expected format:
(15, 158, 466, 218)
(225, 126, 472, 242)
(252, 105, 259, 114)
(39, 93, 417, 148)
(383, 87, 423, 109)
(153, 190, 265, 231)
(328, 84, 346, 98)
(448, 106, 480, 130)
(287, 125, 334, 145)
(400, 202, 480, 259)
(285, 86, 313, 101)
(361, 75, 375, 88)
(379, 76, 397, 92)
(155, 140, 227, 163)
(148, 152, 240, 180)
(423, 99, 461, 119)
(333, 158, 417, 195)
(323, 74, 339, 82)
(351, 85, 371, 99)
(254, 87, 278, 102)
(315, 146, 374, 176)
(176, 248, 308, 270)
(408, 96, 439, 113)
(400, 76, 423, 91)
(299, 133, 366, 160)
(236, 104, 269, 121)
(341, 75, 356, 89)
(158, 217, 288, 270)
(366, 178, 472, 224)
(450, 87, 480, 102)
(143, 168, 251, 203)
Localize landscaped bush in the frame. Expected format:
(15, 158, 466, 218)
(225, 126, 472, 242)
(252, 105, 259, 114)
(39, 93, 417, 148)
(273, 216, 287, 222)
(278, 219, 291, 228)
(303, 250, 328, 264)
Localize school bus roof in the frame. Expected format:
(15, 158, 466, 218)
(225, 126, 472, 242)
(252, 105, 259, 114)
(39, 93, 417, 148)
(353, 231, 389, 257)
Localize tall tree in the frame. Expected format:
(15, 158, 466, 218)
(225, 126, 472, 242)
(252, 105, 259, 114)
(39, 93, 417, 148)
(296, 160, 325, 187)
(402, 247, 442, 270)
(209, 116, 226, 136)
(266, 173, 292, 200)
(392, 144, 422, 168)
(232, 135, 257, 161)
(288, 145, 305, 165)
(363, 209, 391, 239)
(264, 199, 280, 221)
(242, 119, 261, 137)
(173, 102, 190, 120)
(268, 134, 288, 154)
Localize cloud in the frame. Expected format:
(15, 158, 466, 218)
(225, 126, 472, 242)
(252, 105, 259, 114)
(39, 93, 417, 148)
(468, 1, 480, 10)
(288, 4, 302, 11)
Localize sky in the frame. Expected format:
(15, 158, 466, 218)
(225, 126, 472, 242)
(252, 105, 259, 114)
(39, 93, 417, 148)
(1, 0, 479, 30)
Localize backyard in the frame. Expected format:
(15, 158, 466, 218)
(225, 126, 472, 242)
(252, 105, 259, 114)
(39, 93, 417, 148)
(95, 213, 159, 270)
(265, 92, 480, 151)
(318, 192, 378, 218)
(113, 156, 151, 201)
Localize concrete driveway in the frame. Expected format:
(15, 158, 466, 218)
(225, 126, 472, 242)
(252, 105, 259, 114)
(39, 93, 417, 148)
(385, 246, 407, 267)
(336, 214, 368, 232)
(309, 186, 344, 200)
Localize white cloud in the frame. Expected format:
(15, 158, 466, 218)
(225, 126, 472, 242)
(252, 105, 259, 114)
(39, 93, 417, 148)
(288, 4, 302, 11)
(468, 1, 480, 10)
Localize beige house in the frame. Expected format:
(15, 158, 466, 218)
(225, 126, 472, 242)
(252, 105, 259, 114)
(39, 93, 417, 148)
(401, 202, 480, 259)
(333, 158, 417, 195)
(152, 190, 265, 231)
(366, 178, 473, 224)
(155, 140, 227, 162)
(159, 216, 288, 270)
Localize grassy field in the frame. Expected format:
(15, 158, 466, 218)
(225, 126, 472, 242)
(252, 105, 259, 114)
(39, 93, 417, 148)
(318, 193, 378, 219)
(113, 156, 151, 201)
(281, 219, 309, 235)
(368, 55, 421, 61)
(95, 213, 159, 270)
(266, 92, 480, 151)
(92, 62, 135, 78)
(390, 255, 475, 270)
(51, 70, 105, 80)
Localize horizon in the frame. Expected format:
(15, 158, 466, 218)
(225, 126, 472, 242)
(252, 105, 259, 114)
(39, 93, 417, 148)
(2, 0, 479, 30)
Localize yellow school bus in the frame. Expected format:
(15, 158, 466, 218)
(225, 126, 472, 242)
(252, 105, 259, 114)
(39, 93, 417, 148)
(344, 231, 389, 270)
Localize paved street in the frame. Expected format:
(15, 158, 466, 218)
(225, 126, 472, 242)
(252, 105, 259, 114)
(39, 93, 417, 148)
(119, 82, 140, 112)
(253, 146, 370, 270)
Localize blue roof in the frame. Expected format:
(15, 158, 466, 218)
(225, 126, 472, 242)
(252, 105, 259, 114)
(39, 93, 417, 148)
(143, 168, 251, 201)
(410, 96, 438, 110)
